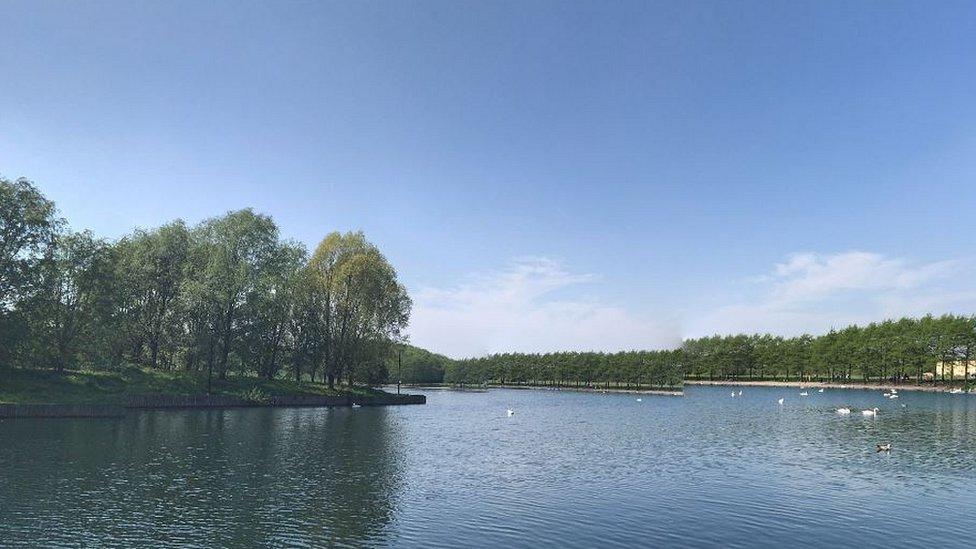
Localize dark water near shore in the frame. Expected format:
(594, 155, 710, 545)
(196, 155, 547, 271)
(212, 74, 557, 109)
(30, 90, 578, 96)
(1, 387, 975, 547)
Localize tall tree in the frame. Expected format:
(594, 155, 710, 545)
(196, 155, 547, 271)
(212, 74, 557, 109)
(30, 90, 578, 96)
(191, 209, 283, 386)
(0, 177, 61, 368)
(307, 231, 411, 388)
(21, 231, 112, 372)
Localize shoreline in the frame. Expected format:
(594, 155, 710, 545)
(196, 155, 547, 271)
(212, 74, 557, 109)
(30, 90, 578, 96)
(685, 380, 971, 393)
(0, 392, 426, 419)
(493, 384, 682, 396)
(448, 384, 683, 396)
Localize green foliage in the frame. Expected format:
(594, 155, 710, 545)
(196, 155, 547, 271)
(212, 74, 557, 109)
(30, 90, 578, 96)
(239, 386, 271, 405)
(445, 349, 684, 390)
(0, 177, 62, 369)
(4, 177, 973, 393)
(305, 231, 411, 388)
(0, 177, 61, 309)
(0, 178, 410, 389)
(387, 344, 453, 385)
(0, 367, 382, 405)
(682, 314, 976, 384)
(439, 315, 976, 389)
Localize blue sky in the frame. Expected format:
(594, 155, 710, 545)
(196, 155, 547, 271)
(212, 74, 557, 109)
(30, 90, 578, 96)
(2, 1, 975, 357)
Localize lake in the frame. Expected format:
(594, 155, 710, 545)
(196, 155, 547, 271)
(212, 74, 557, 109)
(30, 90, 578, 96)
(1, 386, 975, 547)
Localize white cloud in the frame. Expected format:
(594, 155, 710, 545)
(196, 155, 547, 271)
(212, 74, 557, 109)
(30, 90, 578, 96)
(409, 251, 976, 357)
(692, 251, 975, 337)
(766, 252, 959, 303)
(408, 258, 681, 358)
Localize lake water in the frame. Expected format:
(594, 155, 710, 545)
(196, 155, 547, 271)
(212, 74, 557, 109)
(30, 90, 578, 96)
(1, 386, 975, 547)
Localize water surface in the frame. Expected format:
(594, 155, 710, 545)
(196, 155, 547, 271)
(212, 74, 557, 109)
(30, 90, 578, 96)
(1, 386, 975, 547)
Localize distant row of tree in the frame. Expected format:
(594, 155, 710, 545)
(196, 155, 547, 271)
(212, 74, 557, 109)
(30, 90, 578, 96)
(683, 315, 976, 384)
(444, 350, 685, 390)
(438, 315, 976, 389)
(0, 177, 411, 389)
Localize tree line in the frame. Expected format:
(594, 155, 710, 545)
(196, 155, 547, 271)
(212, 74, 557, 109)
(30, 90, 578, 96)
(682, 315, 976, 384)
(428, 316, 976, 389)
(0, 177, 410, 389)
(438, 315, 975, 389)
(444, 350, 685, 390)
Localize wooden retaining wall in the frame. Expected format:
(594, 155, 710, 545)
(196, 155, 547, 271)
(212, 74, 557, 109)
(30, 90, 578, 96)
(0, 403, 126, 419)
(0, 393, 426, 419)
(126, 393, 425, 408)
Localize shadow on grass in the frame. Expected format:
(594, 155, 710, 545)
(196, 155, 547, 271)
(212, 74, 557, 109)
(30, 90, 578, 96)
(0, 367, 386, 405)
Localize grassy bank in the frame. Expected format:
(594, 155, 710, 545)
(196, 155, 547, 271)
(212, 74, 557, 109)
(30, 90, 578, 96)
(0, 367, 384, 405)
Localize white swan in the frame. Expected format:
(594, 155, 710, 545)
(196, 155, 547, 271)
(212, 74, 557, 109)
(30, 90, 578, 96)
(818, 388, 824, 393)
(799, 391, 808, 396)
(636, 398, 642, 402)
(731, 391, 736, 397)
(738, 390, 743, 396)
(836, 407, 851, 414)
(883, 393, 892, 398)
(777, 398, 784, 405)
(862, 407, 879, 416)
(506, 409, 515, 417)
(890, 388, 898, 394)
(889, 394, 898, 399)
(352, 403, 362, 408)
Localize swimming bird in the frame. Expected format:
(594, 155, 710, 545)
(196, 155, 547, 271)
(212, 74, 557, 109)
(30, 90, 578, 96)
(836, 407, 851, 414)
(778, 398, 784, 405)
(818, 388, 824, 393)
(862, 407, 879, 417)
(352, 403, 362, 408)
(738, 390, 743, 396)
(876, 443, 892, 452)
(636, 398, 642, 402)
(889, 394, 898, 399)
(883, 393, 892, 398)
(731, 391, 736, 397)
(506, 409, 515, 417)
(950, 388, 964, 394)
(890, 388, 898, 394)
(799, 391, 808, 396)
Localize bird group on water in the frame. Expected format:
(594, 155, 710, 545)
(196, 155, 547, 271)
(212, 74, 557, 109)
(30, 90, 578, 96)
(767, 387, 899, 453)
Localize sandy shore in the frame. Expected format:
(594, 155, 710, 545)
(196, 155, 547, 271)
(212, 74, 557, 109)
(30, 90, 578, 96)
(685, 380, 972, 393)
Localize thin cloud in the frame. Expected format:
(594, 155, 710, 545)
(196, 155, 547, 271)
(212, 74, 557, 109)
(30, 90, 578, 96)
(408, 258, 681, 358)
(693, 251, 975, 337)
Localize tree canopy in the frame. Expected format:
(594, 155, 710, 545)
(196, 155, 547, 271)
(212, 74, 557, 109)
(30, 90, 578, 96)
(0, 177, 410, 389)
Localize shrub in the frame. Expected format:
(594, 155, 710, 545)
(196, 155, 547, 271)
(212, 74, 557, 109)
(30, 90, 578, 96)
(239, 386, 271, 405)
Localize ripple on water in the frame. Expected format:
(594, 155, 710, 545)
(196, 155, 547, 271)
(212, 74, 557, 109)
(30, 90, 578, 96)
(1, 388, 975, 547)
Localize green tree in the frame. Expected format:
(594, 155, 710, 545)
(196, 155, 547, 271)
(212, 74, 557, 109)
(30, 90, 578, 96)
(21, 231, 112, 371)
(307, 231, 411, 388)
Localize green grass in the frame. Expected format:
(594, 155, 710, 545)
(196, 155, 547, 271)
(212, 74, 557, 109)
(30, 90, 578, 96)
(0, 367, 386, 405)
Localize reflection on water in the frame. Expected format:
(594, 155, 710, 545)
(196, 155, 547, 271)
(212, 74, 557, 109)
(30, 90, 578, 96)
(2, 388, 976, 548)
(0, 407, 402, 547)
(669, 386, 976, 548)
